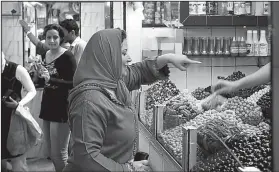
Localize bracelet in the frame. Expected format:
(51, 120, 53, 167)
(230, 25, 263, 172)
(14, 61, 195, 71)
(26, 31, 31, 36)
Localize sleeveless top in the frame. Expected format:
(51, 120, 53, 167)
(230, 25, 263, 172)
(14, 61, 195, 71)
(1, 61, 22, 159)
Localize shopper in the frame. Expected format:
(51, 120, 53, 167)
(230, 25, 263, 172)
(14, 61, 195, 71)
(1, 52, 37, 171)
(63, 29, 201, 172)
(37, 24, 77, 172)
(212, 62, 271, 94)
(19, 19, 87, 64)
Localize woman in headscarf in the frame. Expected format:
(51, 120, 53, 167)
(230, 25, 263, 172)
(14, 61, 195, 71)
(64, 29, 201, 172)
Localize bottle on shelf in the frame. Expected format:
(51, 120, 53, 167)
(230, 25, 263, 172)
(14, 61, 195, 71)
(253, 30, 260, 56)
(234, 2, 240, 15)
(263, 2, 270, 15)
(193, 37, 200, 55)
(183, 37, 187, 55)
(239, 2, 247, 15)
(206, 2, 218, 15)
(208, 37, 215, 55)
(230, 37, 239, 56)
(201, 37, 208, 55)
(217, 2, 228, 16)
(245, 2, 252, 15)
(239, 37, 247, 56)
(223, 37, 231, 56)
(246, 30, 254, 56)
(259, 30, 268, 56)
(215, 37, 223, 56)
(227, 2, 234, 15)
(254, 2, 264, 16)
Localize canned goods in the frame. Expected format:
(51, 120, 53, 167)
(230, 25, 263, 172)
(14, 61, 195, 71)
(208, 37, 215, 55)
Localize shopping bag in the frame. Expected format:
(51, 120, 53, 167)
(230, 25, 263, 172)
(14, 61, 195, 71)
(7, 105, 43, 156)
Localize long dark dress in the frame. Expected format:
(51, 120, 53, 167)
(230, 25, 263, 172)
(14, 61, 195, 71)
(1, 61, 22, 159)
(39, 51, 76, 123)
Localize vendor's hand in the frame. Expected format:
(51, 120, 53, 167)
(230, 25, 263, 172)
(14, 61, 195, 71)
(212, 80, 239, 95)
(4, 97, 19, 109)
(132, 160, 151, 171)
(166, 54, 201, 71)
(19, 20, 30, 33)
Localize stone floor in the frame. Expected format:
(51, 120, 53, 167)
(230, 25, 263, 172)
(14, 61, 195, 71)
(27, 158, 55, 171)
(3, 158, 55, 171)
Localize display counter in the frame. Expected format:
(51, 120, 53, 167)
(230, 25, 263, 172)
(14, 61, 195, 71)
(138, 75, 272, 172)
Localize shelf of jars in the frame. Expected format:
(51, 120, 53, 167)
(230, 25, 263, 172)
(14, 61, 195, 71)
(142, 2, 269, 27)
(182, 28, 270, 58)
(138, 69, 272, 171)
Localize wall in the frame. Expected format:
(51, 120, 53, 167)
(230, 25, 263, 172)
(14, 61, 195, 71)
(126, 3, 143, 63)
(141, 26, 270, 92)
(113, 2, 123, 29)
(80, 2, 105, 42)
(2, 2, 24, 65)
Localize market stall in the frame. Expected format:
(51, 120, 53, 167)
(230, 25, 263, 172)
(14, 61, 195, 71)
(134, 1, 273, 171)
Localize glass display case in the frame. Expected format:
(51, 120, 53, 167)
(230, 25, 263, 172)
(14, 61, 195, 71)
(138, 1, 272, 171)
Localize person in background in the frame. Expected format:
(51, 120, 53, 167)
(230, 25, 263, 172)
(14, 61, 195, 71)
(35, 24, 76, 172)
(59, 19, 87, 64)
(1, 52, 37, 171)
(212, 62, 271, 94)
(19, 19, 87, 64)
(63, 29, 201, 172)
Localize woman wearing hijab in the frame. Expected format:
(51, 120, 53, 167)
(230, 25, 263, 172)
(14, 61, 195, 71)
(63, 29, 201, 172)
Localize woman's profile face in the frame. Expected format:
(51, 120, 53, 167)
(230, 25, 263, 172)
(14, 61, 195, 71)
(121, 39, 132, 76)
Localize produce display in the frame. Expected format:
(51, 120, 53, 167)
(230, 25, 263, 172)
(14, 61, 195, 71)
(247, 85, 271, 104)
(217, 71, 246, 81)
(163, 92, 202, 129)
(221, 96, 263, 126)
(257, 90, 272, 119)
(145, 79, 180, 111)
(197, 118, 241, 154)
(140, 79, 180, 132)
(191, 87, 211, 100)
(140, 70, 272, 171)
(217, 71, 268, 99)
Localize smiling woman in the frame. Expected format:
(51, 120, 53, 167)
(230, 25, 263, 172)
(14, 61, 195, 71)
(35, 24, 77, 172)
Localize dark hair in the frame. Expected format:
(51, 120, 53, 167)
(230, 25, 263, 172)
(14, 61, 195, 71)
(43, 24, 65, 44)
(59, 19, 79, 36)
(116, 28, 127, 43)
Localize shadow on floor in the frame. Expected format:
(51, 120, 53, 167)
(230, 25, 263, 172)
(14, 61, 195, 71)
(27, 158, 55, 171)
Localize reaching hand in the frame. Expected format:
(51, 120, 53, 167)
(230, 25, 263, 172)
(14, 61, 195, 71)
(132, 160, 151, 171)
(19, 20, 30, 33)
(167, 54, 201, 71)
(4, 97, 19, 109)
(212, 80, 239, 95)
